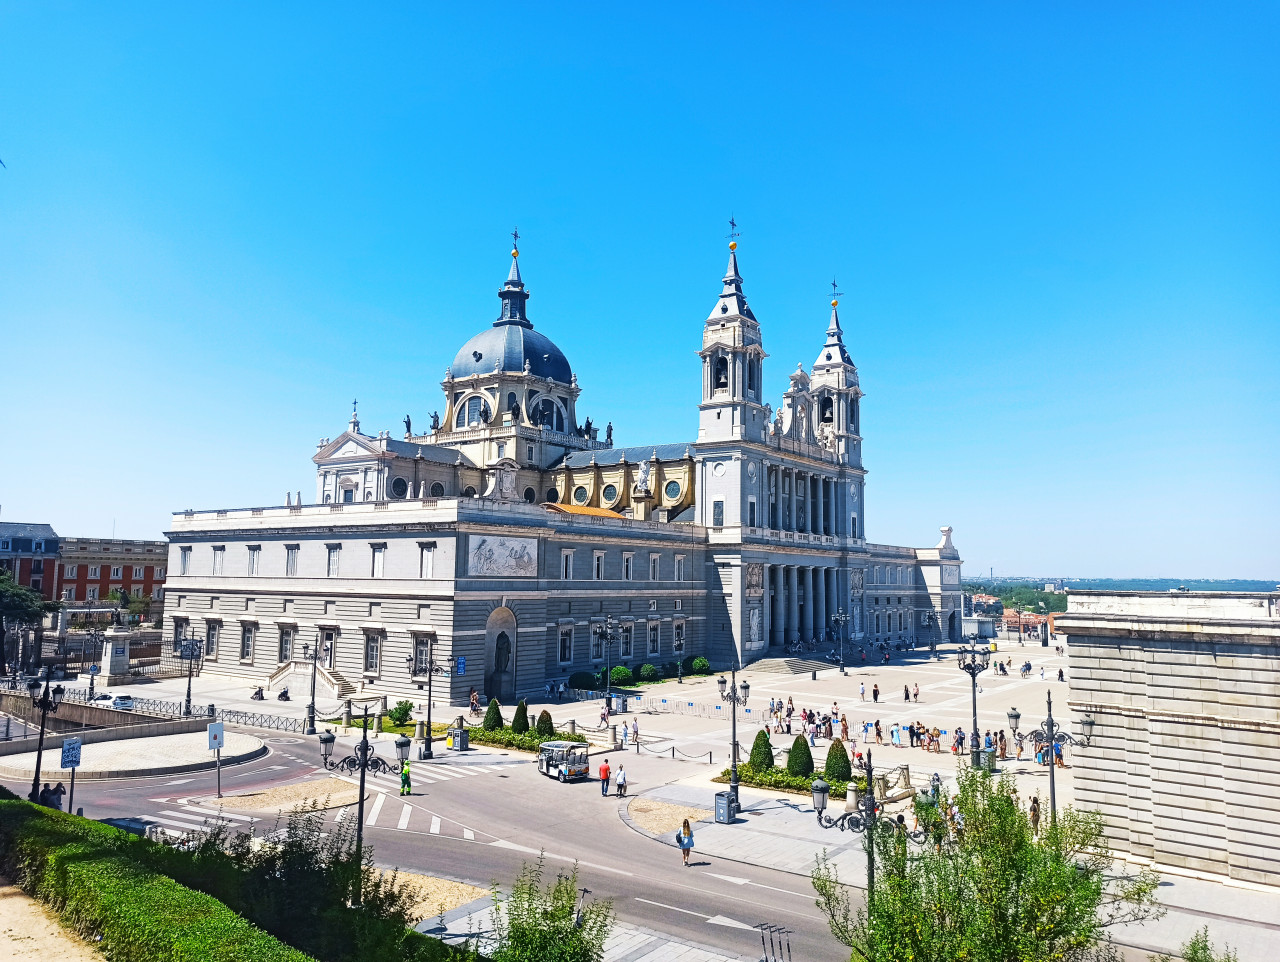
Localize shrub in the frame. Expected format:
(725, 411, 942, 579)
(389, 700, 415, 726)
(824, 738, 852, 782)
(511, 700, 529, 735)
(491, 854, 613, 962)
(610, 665, 634, 687)
(567, 671, 599, 691)
(661, 661, 680, 679)
(536, 710, 555, 739)
(787, 735, 814, 776)
(483, 699, 504, 731)
(749, 729, 775, 770)
(638, 663, 661, 682)
(715, 764, 859, 798)
(691, 656, 711, 675)
(467, 726, 587, 753)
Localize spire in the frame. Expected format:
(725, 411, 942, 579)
(813, 287, 853, 369)
(706, 239, 757, 323)
(496, 231, 532, 329)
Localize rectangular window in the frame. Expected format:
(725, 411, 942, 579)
(370, 545, 385, 578)
(851, 516, 858, 538)
(674, 621, 685, 651)
(132, 586, 142, 598)
(111, 565, 122, 579)
(31, 559, 44, 575)
(413, 635, 433, 675)
(89, 564, 101, 578)
(31, 577, 41, 592)
(875, 613, 881, 633)
(178, 548, 190, 576)
(240, 624, 254, 660)
(33, 540, 44, 552)
(133, 565, 144, 578)
(748, 498, 756, 527)
(86, 586, 99, 600)
(62, 587, 75, 601)
(712, 501, 724, 526)
(364, 632, 381, 673)
(527, 445, 535, 462)
(623, 553, 634, 581)
(675, 555, 685, 581)
(0, 540, 8, 550)
(620, 625, 633, 658)
(278, 627, 294, 662)
(156, 567, 166, 578)
(648, 622, 660, 655)
(561, 550, 573, 580)
(591, 629, 603, 660)
(64, 564, 76, 578)
(326, 545, 341, 578)
(649, 554, 660, 580)
(247, 547, 260, 576)
(593, 551, 605, 581)
(558, 628, 573, 664)
(211, 550, 224, 576)
(496, 442, 506, 459)
(419, 542, 436, 578)
(285, 546, 299, 577)
(153, 586, 163, 599)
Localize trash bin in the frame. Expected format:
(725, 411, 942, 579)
(714, 790, 738, 824)
(446, 727, 468, 751)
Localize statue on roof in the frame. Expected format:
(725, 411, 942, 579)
(605, 422, 613, 445)
(430, 411, 440, 431)
(403, 414, 412, 437)
(583, 417, 593, 439)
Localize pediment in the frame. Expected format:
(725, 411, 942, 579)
(314, 432, 380, 463)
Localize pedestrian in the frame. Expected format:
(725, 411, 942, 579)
(912, 683, 920, 703)
(769, 697, 777, 716)
(840, 714, 849, 742)
(890, 723, 900, 747)
(38, 783, 52, 806)
(1015, 731, 1025, 761)
(621, 723, 629, 748)
(50, 782, 66, 811)
(1054, 742, 1065, 768)
(808, 718, 818, 747)
(874, 719, 883, 745)
(400, 759, 412, 796)
(872, 684, 880, 704)
(599, 757, 611, 796)
(903, 684, 910, 702)
(860, 682, 866, 702)
(677, 818, 695, 866)
(1057, 668, 1065, 683)
(998, 730, 1007, 760)
(1029, 796, 1040, 835)
(831, 700, 839, 720)
(616, 765, 628, 797)
(1040, 667, 1045, 680)
(631, 717, 639, 746)
(823, 714, 833, 740)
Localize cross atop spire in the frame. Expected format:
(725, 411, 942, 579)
(498, 235, 532, 328)
(726, 215, 740, 243)
(511, 226, 520, 250)
(813, 289, 853, 370)
(348, 398, 361, 434)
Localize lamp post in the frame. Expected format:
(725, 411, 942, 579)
(1007, 692, 1094, 822)
(591, 616, 621, 713)
(318, 709, 411, 905)
(831, 608, 850, 671)
(180, 638, 201, 716)
(956, 638, 990, 771)
(407, 641, 453, 759)
(303, 635, 331, 736)
(26, 671, 65, 803)
(673, 624, 685, 684)
(85, 627, 104, 701)
(717, 665, 750, 807)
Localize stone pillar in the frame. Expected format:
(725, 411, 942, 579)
(814, 566, 827, 642)
(761, 565, 772, 650)
(801, 567, 814, 641)
(342, 700, 352, 726)
(771, 566, 786, 646)
(788, 471, 797, 532)
(786, 566, 800, 642)
(815, 476, 824, 536)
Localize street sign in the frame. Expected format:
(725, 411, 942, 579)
(114, 645, 125, 656)
(179, 642, 201, 660)
(207, 722, 224, 751)
(60, 738, 82, 769)
(88, 665, 100, 675)
(456, 656, 466, 675)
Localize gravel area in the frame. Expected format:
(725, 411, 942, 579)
(213, 776, 361, 813)
(627, 797, 711, 836)
(0, 878, 103, 961)
(393, 871, 490, 924)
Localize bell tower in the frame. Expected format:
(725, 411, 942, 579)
(698, 237, 769, 443)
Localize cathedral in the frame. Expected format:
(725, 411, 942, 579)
(164, 240, 963, 705)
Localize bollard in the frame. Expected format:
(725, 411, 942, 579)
(208, 704, 215, 718)
(811, 670, 817, 681)
(567, 718, 576, 735)
(610, 724, 618, 749)
(374, 712, 384, 735)
(380, 694, 388, 712)
(342, 700, 352, 727)
(414, 719, 425, 740)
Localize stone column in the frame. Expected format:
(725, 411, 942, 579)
(761, 565, 772, 649)
(771, 566, 786, 646)
(788, 470, 797, 531)
(815, 476, 825, 536)
(786, 566, 799, 643)
(801, 567, 814, 641)
(814, 566, 827, 642)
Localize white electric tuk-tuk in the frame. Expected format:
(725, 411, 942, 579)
(537, 741, 590, 782)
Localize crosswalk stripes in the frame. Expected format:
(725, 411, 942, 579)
(366, 792, 386, 826)
(397, 803, 412, 830)
(430, 815, 441, 834)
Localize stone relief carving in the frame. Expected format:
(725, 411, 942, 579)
(849, 568, 865, 592)
(468, 536, 537, 577)
(745, 563, 764, 597)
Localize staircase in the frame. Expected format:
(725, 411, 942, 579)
(326, 667, 357, 699)
(749, 656, 836, 674)
(266, 660, 356, 699)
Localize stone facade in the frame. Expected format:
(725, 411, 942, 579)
(1059, 590, 1280, 887)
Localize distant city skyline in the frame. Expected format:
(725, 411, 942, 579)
(1, 5, 1276, 577)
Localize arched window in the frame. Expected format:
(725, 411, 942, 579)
(532, 398, 565, 433)
(389, 477, 408, 499)
(364, 490, 374, 501)
(323, 493, 332, 504)
(714, 356, 729, 390)
(523, 487, 536, 503)
(820, 397, 834, 423)
(430, 481, 445, 498)
(462, 486, 477, 498)
(546, 488, 559, 503)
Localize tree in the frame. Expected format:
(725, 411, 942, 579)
(511, 699, 530, 735)
(483, 699, 504, 731)
(388, 700, 414, 726)
(824, 738, 852, 781)
(489, 853, 613, 962)
(536, 710, 555, 739)
(749, 729, 775, 771)
(812, 766, 1162, 962)
(787, 735, 813, 776)
(0, 572, 58, 674)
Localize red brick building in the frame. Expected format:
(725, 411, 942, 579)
(0, 522, 61, 602)
(59, 538, 168, 621)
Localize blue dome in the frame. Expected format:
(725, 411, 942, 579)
(451, 323, 573, 383)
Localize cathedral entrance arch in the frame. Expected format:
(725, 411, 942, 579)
(484, 607, 517, 703)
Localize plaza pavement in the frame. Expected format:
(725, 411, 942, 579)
(0, 730, 265, 780)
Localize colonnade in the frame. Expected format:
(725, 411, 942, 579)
(761, 562, 851, 646)
(763, 464, 840, 537)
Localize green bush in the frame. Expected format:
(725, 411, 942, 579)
(638, 663, 661, 682)
(567, 671, 600, 690)
(609, 665, 634, 686)
(482, 699, 504, 731)
(824, 738, 852, 782)
(715, 764, 862, 799)
(661, 661, 680, 679)
(749, 729, 775, 770)
(389, 700, 415, 726)
(467, 726, 587, 753)
(491, 855, 612, 962)
(536, 710, 555, 739)
(787, 735, 814, 776)
(691, 656, 711, 675)
(511, 700, 530, 735)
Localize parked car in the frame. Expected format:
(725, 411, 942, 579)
(111, 695, 135, 710)
(92, 692, 112, 701)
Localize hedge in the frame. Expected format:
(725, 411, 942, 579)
(567, 670, 600, 690)
(638, 663, 660, 682)
(0, 799, 317, 962)
(609, 665, 634, 687)
(467, 725, 587, 753)
(713, 764, 866, 800)
(690, 656, 711, 675)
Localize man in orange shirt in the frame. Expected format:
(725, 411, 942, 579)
(599, 758, 611, 796)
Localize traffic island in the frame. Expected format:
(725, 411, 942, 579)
(0, 730, 266, 781)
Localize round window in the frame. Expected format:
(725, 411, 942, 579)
(573, 485, 589, 504)
(523, 487, 536, 503)
(463, 486, 477, 498)
(664, 480, 681, 500)
(546, 488, 559, 503)
(389, 477, 408, 499)
(602, 484, 618, 503)
(430, 482, 445, 498)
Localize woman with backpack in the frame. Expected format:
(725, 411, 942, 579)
(677, 819, 695, 867)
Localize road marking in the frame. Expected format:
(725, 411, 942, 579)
(335, 806, 349, 822)
(707, 915, 754, 930)
(705, 872, 806, 897)
(164, 778, 195, 786)
(149, 814, 208, 831)
(491, 839, 633, 876)
(420, 766, 468, 779)
(634, 897, 706, 919)
(366, 792, 386, 826)
(430, 816, 441, 834)
(463, 828, 475, 840)
(180, 805, 258, 823)
(706, 872, 750, 885)
(397, 804, 412, 830)
(230, 764, 286, 779)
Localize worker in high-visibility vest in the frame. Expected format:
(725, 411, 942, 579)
(400, 759, 412, 796)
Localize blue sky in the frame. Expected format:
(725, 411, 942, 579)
(1, 3, 1276, 578)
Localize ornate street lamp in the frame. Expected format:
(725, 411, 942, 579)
(27, 671, 65, 803)
(302, 635, 331, 736)
(830, 609, 850, 671)
(1007, 691, 1094, 821)
(956, 639, 991, 770)
(406, 642, 454, 759)
(717, 665, 749, 806)
(591, 616, 621, 713)
(317, 709, 411, 905)
(85, 627, 104, 700)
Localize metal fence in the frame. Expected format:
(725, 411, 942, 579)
(216, 709, 307, 733)
(58, 688, 186, 718)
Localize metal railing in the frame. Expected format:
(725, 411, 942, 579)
(58, 688, 186, 718)
(216, 709, 307, 733)
(637, 695, 763, 723)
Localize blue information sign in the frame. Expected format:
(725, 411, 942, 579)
(456, 656, 466, 675)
